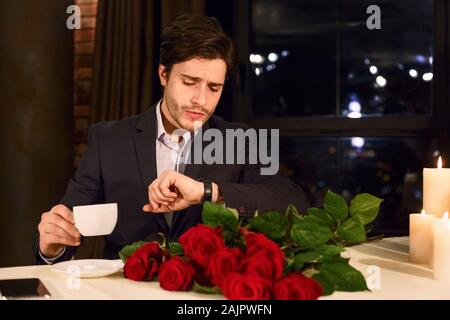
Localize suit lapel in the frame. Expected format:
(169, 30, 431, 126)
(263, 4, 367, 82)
(133, 105, 170, 234)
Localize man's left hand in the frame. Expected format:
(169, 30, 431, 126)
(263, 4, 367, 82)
(143, 170, 212, 213)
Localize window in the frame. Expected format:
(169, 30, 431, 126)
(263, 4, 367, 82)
(279, 137, 439, 236)
(232, 0, 450, 235)
(249, 0, 434, 117)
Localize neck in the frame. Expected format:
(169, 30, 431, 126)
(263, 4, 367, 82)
(160, 98, 179, 135)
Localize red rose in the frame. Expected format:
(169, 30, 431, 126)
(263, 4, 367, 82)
(124, 242, 164, 281)
(124, 255, 148, 281)
(179, 224, 224, 268)
(274, 273, 323, 300)
(159, 256, 195, 291)
(206, 247, 243, 287)
(240, 252, 281, 282)
(244, 233, 285, 280)
(221, 272, 272, 300)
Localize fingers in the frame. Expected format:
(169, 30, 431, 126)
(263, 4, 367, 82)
(158, 171, 179, 197)
(142, 203, 171, 213)
(167, 199, 183, 212)
(41, 232, 80, 248)
(143, 201, 161, 212)
(148, 175, 177, 206)
(144, 171, 193, 213)
(149, 186, 172, 206)
(148, 189, 169, 207)
(143, 197, 189, 213)
(160, 184, 178, 199)
(51, 204, 75, 224)
(38, 221, 81, 247)
(38, 205, 81, 254)
(42, 211, 81, 239)
(159, 171, 202, 204)
(142, 204, 153, 212)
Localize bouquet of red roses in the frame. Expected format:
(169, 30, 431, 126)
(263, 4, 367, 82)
(120, 190, 383, 300)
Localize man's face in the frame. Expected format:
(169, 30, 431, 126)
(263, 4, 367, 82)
(158, 58, 227, 132)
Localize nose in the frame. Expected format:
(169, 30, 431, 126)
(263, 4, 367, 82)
(191, 84, 207, 108)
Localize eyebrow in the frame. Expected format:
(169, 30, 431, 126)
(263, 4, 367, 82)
(180, 74, 224, 87)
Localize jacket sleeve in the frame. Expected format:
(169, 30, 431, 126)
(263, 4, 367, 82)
(217, 167, 309, 216)
(35, 124, 104, 264)
(60, 123, 105, 208)
(216, 132, 310, 216)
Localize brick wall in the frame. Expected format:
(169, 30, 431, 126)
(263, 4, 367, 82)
(74, 0, 98, 168)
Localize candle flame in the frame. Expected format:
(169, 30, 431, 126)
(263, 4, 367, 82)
(444, 211, 449, 220)
(438, 156, 443, 169)
(421, 209, 426, 216)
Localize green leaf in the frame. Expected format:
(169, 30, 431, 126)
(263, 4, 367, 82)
(285, 204, 300, 217)
(292, 250, 321, 270)
(168, 242, 184, 256)
(291, 221, 334, 248)
(317, 244, 344, 257)
(228, 208, 240, 220)
(306, 208, 334, 228)
(285, 204, 303, 225)
(312, 273, 335, 296)
(336, 217, 367, 244)
(291, 245, 344, 270)
(350, 193, 384, 225)
(202, 201, 238, 231)
(302, 267, 320, 278)
(314, 260, 368, 294)
(324, 190, 349, 222)
(249, 211, 288, 241)
(118, 241, 146, 263)
(223, 230, 239, 243)
(192, 282, 222, 294)
(316, 245, 345, 263)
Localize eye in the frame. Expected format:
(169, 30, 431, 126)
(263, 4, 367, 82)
(209, 86, 219, 93)
(183, 81, 195, 86)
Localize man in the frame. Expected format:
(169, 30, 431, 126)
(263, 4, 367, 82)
(36, 14, 308, 264)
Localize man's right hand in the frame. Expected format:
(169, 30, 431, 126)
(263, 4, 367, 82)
(38, 204, 81, 258)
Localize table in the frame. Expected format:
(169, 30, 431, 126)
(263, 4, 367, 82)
(1, 237, 449, 300)
(321, 237, 450, 300)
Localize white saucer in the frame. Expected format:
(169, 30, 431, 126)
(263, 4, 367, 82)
(52, 259, 124, 278)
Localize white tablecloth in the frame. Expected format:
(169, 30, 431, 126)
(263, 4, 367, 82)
(0, 237, 448, 300)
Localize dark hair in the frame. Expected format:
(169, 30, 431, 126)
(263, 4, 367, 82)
(160, 14, 236, 77)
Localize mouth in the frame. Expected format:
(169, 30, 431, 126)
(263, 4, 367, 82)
(184, 110, 205, 121)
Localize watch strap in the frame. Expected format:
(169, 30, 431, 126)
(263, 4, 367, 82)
(202, 180, 213, 202)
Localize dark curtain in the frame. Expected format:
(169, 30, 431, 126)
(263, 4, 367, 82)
(91, 0, 205, 123)
(80, 0, 204, 259)
(0, 0, 73, 267)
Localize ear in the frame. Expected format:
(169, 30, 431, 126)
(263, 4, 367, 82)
(158, 64, 168, 86)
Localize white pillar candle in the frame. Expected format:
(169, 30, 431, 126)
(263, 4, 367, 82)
(423, 157, 450, 218)
(410, 209, 436, 264)
(429, 212, 448, 268)
(433, 211, 449, 229)
(433, 221, 450, 282)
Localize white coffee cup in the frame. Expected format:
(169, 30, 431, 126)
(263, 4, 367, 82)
(73, 203, 118, 236)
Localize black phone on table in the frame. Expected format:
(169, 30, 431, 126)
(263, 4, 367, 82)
(0, 278, 51, 300)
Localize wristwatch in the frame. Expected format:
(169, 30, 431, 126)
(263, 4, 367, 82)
(201, 179, 213, 202)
